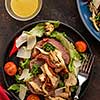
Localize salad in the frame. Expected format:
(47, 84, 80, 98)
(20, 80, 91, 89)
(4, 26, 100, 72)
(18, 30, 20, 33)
(4, 21, 87, 100)
(88, 0, 100, 31)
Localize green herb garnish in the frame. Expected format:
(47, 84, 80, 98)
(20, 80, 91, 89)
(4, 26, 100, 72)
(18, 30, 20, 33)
(43, 43, 55, 52)
(95, 13, 100, 21)
(31, 64, 39, 76)
(20, 59, 30, 69)
(15, 74, 21, 83)
(71, 85, 78, 92)
(63, 73, 69, 79)
(58, 81, 65, 88)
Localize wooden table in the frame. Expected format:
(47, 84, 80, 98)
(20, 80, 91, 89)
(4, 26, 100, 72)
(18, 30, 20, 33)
(0, 0, 100, 100)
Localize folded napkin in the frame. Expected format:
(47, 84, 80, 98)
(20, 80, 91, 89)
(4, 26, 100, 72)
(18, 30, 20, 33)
(0, 85, 10, 100)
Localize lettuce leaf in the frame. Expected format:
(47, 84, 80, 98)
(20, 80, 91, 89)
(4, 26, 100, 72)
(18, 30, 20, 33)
(8, 84, 20, 93)
(48, 20, 60, 28)
(28, 23, 45, 37)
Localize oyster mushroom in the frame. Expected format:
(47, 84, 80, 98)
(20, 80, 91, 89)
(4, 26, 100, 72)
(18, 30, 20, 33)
(43, 63, 59, 87)
(45, 22, 54, 35)
(64, 73, 77, 87)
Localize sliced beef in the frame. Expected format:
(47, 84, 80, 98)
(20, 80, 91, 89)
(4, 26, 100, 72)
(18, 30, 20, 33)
(26, 77, 44, 95)
(36, 54, 56, 68)
(30, 58, 44, 69)
(32, 38, 48, 58)
(32, 38, 70, 64)
(47, 38, 70, 64)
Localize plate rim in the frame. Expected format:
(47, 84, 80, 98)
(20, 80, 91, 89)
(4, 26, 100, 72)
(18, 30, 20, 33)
(2, 20, 93, 100)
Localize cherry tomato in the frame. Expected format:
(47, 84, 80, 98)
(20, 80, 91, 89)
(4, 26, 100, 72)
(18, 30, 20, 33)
(26, 94, 40, 100)
(75, 41, 87, 52)
(4, 62, 17, 76)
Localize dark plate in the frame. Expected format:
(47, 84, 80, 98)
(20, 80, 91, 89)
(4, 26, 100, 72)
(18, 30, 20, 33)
(2, 20, 93, 100)
(76, 0, 100, 41)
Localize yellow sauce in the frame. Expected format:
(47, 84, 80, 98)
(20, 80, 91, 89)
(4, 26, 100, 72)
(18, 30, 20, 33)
(11, 0, 39, 18)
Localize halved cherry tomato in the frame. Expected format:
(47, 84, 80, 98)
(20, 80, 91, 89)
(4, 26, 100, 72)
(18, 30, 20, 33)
(75, 41, 87, 52)
(4, 62, 17, 76)
(26, 94, 40, 100)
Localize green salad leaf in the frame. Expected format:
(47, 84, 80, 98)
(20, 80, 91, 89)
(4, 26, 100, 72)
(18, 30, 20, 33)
(68, 59, 75, 73)
(50, 31, 70, 50)
(48, 20, 60, 28)
(69, 43, 81, 60)
(25, 21, 60, 37)
(15, 74, 21, 83)
(8, 84, 20, 93)
(28, 23, 45, 37)
(20, 59, 30, 69)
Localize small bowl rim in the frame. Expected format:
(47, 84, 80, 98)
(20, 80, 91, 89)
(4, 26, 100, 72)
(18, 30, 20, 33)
(5, 0, 42, 21)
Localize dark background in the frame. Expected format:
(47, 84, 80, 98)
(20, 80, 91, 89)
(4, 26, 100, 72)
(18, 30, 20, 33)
(0, 0, 100, 100)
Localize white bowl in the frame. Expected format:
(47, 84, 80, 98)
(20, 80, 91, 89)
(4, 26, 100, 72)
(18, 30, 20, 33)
(5, 0, 42, 21)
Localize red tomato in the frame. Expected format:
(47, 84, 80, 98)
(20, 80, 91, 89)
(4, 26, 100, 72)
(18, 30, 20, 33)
(75, 41, 87, 52)
(26, 94, 40, 100)
(4, 62, 17, 76)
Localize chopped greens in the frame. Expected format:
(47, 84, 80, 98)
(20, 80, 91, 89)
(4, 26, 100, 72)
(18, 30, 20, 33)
(70, 85, 78, 92)
(43, 43, 55, 52)
(63, 73, 69, 79)
(95, 15, 100, 21)
(95, 12, 100, 21)
(31, 64, 40, 76)
(15, 74, 22, 83)
(58, 81, 65, 88)
(20, 59, 30, 69)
